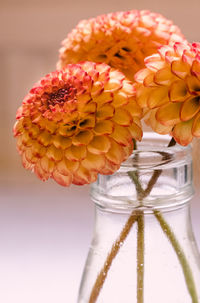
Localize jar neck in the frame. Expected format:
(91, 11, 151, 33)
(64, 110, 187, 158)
(91, 133, 194, 213)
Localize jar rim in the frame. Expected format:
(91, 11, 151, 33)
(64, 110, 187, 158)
(91, 132, 193, 211)
(120, 132, 191, 171)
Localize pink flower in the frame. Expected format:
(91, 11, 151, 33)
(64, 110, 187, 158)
(14, 62, 143, 186)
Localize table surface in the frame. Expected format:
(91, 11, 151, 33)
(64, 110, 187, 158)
(0, 174, 199, 303)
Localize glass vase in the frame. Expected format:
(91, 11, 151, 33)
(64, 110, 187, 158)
(78, 133, 200, 303)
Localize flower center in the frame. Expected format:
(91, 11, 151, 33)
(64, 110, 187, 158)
(48, 86, 77, 106)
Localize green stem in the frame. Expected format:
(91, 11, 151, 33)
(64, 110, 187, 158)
(154, 210, 198, 303)
(128, 171, 144, 200)
(137, 213, 144, 303)
(130, 141, 145, 303)
(89, 211, 138, 303)
(143, 137, 176, 198)
(134, 137, 198, 302)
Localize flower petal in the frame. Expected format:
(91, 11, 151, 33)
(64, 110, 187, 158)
(37, 131, 52, 147)
(112, 91, 129, 108)
(52, 135, 72, 149)
(192, 112, 200, 137)
(72, 130, 93, 146)
(180, 96, 200, 121)
(13, 120, 23, 137)
(128, 121, 143, 141)
(113, 108, 133, 126)
(79, 114, 96, 129)
(191, 60, 200, 80)
(164, 50, 178, 64)
(105, 139, 125, 165)
(25, 148, 38, 164)
(172, 120, 193, 145)
(156, 102, 181, 126)
(87, 136, 111, 154)
(93, 120, 114, 135)
(34, 162, 50, 181)
(136, 86, 149, 108)
(125, 100, 143, 118)
(58, 124, 77, 137)
(46, 145, 63, 162)
(144, 73, 158, 87)
(171, 59, 190, 79)
(121, 81, 135, 95)
(110, 124, 131, 146)
(91, 81, 104, 96)
(77, 93, 92, 104)
(32, 141, 46, 158)
(65, 157, 79, 172)
(146, 109, 173, 135)
(186, 75, 200, 94)
(73, 165, 97, 185)
(144, 54, 165, 71)
(100, 159, 120, 175)
(22, 117, 32, 130)
(94, 92, 113, 107)
(96, 104, 115, 120)
(40, 156, 55, 173)
(154, 67, 175, 86)
(147, 87, 169, 109)
(134, 68, 152, 84)
(81, 152, 106, 171)
(123, 141, 133, 159)
(21, 132, 32, 147)
(169, 80, 188, 102)
(56, 158, 73, 176)
(104, 79, 122, 92)
(28, 124, 40, 139)
(78, 101, 96, 114)
(53, 170, 72, 186)
(65, 145, 87, 161)
(21, 152, 33, 170)
(174, 42, 190, 57)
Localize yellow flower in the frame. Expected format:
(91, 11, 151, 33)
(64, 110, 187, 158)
(13, 62, 143, 186)
(135, 42, 200, 146)
(57, 10, 185, 81)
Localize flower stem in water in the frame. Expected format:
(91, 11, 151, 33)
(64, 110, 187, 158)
(154, 210, 198, 303)
(89, 211, 138, 303)
(137, 213, 144, 303)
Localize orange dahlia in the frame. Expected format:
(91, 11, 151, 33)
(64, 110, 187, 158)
(13, 62, 143, 186)
(135, 42, 200, 146)
(57, 10, 185, 81)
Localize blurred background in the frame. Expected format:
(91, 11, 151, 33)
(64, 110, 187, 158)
(0, 0, 200, 302)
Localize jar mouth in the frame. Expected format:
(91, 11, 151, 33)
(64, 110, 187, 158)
(91, 132, 193, 211)
(120, 133, 191, 171)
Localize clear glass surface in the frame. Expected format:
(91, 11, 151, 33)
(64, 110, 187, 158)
(78, 133, 200, 303)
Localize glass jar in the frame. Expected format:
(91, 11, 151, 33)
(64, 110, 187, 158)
(78, 133, 200, 303)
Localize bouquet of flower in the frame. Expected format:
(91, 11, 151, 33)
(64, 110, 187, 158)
(13, 9, 200, 303)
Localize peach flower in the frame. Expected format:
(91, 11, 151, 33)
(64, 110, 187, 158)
(135, 42, 200, 145)
(57, 10, 185, 81)
(14, 62, 143, 186)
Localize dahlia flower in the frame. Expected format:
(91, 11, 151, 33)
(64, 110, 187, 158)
(13, 62, 143, 186)
(57, 10, 185, 81)
(135, 42, 200, 146)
